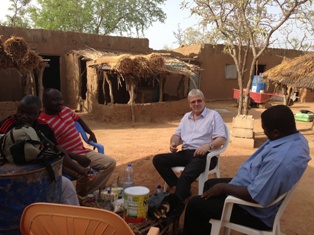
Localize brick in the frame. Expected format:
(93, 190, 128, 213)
(232, 115, 254, 129)
(232, 127, 254, 138)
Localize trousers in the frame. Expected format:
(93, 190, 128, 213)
(63, 151, 116, 196)
(153, 149, 217, 201)
(183, 178, 271, 235)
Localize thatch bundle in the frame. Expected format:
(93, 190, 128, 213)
(20, 50, 43, 71)
(132, 55, 152, 77)
(113, 55, 133, 74)
(0, 39, 14, 69)
(0, 36, 43, 71)
(3, 36, 29, 64)
(148, 53, 165, 72)
(281, 53, 314, 78)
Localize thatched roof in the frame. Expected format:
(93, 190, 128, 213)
(263, 53, 314, 90)
(0, 36, 44, 72)
(70, 48, 200, 80)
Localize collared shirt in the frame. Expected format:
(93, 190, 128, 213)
(39, 106, 89, 154)
(174, 108, 226, 150)
(230, 132, 311, 227)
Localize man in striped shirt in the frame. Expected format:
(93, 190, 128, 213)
(39, 88, 116, 197)
(0, 95, 79, 205)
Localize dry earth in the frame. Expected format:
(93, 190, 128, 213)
(80, 100, 314, 235)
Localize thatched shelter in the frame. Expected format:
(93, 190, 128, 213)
(263, 53, 314, 104)
(0, 36, 46, 100)
(70, 48, 200, 105)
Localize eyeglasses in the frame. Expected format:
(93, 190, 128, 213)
(190, 99, 203, 104)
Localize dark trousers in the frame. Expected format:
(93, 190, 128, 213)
(153, 150, 217, 201)
(183, 178, 272, 235)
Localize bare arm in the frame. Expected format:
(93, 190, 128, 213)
(202, 183, 255, 203)
(56, 145, 90, 176)
(77, 117, 97, 143)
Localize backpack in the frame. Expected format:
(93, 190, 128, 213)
(0, 124, 62, 181)
(1, 124, 42, 164)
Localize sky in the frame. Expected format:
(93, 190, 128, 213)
(0, 0, 198, 50)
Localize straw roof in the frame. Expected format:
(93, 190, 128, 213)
(263, 53, 314, 90)
(0, 36, 43, 72)
(70, 48, 200, 80)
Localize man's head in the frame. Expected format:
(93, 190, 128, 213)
(188, 89, 206, 116)
(43, 88, 64, 114)
(261, 105, 297, 140)
(16, 95, 41, 125)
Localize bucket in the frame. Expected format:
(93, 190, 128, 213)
(0, 158, 62, 235)
(251, 75, 267, 93)
(124, 186, 150, 224)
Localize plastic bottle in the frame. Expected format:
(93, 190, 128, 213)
(122, 163, 134, 190)
(156, 184, 162, 194)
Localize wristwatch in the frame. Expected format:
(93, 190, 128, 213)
(209, 143, 213, 150)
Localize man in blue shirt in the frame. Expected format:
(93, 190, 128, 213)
(153, 89, 226, 218)
(183, 105, 311, 235)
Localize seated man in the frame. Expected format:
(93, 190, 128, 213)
(39, 88, 116, 197)
(153, 89, 226, 217)
(183, 105, 311, 235)
(0, 95, 79, 205)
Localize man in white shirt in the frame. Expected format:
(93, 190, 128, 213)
(153, 89, 226, 217)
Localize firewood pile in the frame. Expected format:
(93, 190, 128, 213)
(0, 36, 43, 71)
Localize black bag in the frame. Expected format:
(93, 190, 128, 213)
(147, 192, 170, 219)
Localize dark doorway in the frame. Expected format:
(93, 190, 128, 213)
(41, 55, 61, 90)
(256, 64, 266, 75)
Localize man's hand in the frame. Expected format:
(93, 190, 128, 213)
(201, 183, 226, 200)
(88, 132, 97, 143)
(194, 144, 210, 157)
(170, 142, 178, 153)
(76, 166, 91, 176)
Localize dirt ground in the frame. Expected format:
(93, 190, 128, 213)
(80, 100, 314, 235)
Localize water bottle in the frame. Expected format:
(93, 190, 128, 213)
(122, 163, 134, 190)
(155, 184, 162, 195)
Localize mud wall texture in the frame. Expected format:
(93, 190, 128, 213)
(91, 99, 190, 123)
(0, 102, 18, 120)
(172, 44, 305, 101)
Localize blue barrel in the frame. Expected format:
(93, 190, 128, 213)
(0, 158, 62, 235)
(251, 75, 267, 92)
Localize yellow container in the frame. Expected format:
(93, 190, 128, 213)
(124, 186, 150, 223)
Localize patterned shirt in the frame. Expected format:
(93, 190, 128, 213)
(39, 106, 90, 154)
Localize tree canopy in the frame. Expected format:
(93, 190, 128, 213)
(2, 0, 167, 36)
(182, 0, 313, 115)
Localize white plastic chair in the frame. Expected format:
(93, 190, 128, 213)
(209, 181, 300, 235)
(165, 123, 230, 195)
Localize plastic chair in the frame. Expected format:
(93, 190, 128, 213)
(209, 181, 300, 235)
(63, 121, 105, 181)
(75, 121, 104, 154)
(20, 202, 160, 235)
(164, 123, 230, 195)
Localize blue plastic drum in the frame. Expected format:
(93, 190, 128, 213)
(0, 157, 62, 235)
